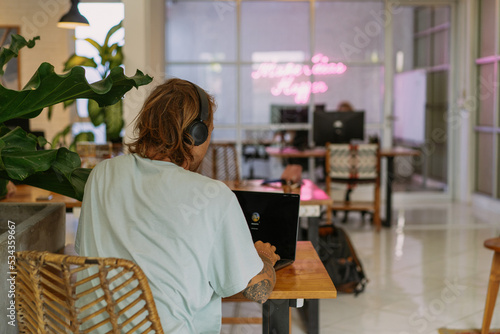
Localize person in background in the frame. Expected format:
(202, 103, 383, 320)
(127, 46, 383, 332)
(75, 78, 280, 333)
(337, 100, 354, 112)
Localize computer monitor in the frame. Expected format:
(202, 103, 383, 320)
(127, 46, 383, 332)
(313, 110, 365, 146)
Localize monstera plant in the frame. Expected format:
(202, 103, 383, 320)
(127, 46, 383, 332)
(0, 34, 152, 200)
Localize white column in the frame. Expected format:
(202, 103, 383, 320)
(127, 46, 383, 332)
(121, 0, 165, 146)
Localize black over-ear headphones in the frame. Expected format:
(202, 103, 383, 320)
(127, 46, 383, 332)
(186, 82, 209, 146)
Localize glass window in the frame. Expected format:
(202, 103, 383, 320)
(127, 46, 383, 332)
(477, 63, 495, 126)
(166, 1, 237, 62)
(476, 132, 494, 195)
(74, 3, 124, 142)
(415, 36, 430, 68)
(415, 7, 432, 33)
(479, 0, 497, 58)
(166, 64, 238, 125)
(315, 1, 385, 62)
(240, 1, 310, 62)
(433, 30, 449, 66)
(434, 6, 450, 25)
(392, 7, 415, 73)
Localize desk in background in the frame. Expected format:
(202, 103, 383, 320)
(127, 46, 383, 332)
(1, 184, 81, 209)
(379, 147, 420, 226)
(225, 241, 337, 334)
(265, 145, 421, 227)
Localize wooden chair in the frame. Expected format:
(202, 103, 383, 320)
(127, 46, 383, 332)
(197, 142, 241, 182)
(325, 143, 381, 231)
(14, 250, 164, 333)
(481, 237, 500, 334)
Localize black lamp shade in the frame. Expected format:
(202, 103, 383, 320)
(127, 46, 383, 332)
(57, 0, 89, 29)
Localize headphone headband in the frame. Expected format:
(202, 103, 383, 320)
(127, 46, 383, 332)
(191, 82, 209, 123)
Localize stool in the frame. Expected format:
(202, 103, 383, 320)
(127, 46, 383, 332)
(482, 237, 500, 334)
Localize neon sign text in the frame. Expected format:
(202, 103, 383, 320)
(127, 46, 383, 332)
(251, 53, 347, 104)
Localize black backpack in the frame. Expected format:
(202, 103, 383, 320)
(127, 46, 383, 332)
(318, 225, 368, 296)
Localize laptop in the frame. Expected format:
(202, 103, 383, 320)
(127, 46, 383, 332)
(233, 190, 301, 270)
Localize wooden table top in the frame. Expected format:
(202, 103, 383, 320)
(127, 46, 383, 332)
(265, 146, 327, 158)
(225, 179, 333, 207)
(226, 241, 336, 301)
(379, 146, 420, 157)
(266, 145, 421, 158)
(1, 184, 82, 208)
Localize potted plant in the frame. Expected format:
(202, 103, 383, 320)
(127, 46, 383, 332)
(0, 34, 153, 201)
(51, 20, 126, 152)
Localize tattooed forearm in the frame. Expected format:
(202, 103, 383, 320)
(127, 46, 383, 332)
(242, 280, 272, 304)
(242, 260, 276, 303)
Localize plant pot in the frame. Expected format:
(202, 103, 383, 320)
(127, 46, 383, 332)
(0, 203, 66, 334)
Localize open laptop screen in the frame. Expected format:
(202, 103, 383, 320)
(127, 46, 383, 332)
(233, 190, 300, 270)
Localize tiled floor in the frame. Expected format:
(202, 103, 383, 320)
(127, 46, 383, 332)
(220, 202, 500, 334)
(66, 201, 500, 334)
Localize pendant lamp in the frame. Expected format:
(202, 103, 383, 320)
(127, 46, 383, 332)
(57, 0, 89, 29)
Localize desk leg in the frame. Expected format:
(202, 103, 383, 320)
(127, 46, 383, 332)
(262, 299, 290, 334)
(383, 156, 395, 227)
(306, 300, 319, 334)
(305, 216, 320, 334)
(307, 216, 320, 252)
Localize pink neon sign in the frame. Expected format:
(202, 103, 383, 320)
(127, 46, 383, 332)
(251, 53, 347, 104)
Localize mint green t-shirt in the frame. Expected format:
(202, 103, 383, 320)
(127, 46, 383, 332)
(75, 154, 263, 333)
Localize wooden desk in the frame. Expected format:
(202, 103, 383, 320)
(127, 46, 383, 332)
(225, 241, 336, 334)
(225, 179, 332, 334)
(1, 184, 81, 209)
(265, 146, 421, 228)
(379, 147, 420, 226)
(265, 146, 327, 159)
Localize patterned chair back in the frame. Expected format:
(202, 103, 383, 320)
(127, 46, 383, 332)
(197, 142, 241, 182)
(327, 143, 379, 181)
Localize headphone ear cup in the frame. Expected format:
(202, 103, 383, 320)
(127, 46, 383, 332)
(189, 120, 209, 146)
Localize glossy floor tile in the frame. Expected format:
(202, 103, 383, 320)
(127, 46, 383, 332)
(67, 201, 500, 334)
(220, 202, 500, 334)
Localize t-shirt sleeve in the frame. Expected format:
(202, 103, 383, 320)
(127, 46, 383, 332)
(208, 194, 263, 298)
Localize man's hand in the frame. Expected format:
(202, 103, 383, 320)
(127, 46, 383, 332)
(254, 240, 280, 266)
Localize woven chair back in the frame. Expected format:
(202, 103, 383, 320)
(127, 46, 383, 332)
(14, 251, 164, 334)
(198, 142, 240, 181)
(327, 143, 379, 180)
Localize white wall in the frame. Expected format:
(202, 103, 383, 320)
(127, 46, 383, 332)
(122, 0, 166, 147)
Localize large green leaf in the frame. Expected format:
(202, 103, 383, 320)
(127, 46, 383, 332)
(0, 126, 91, 200)
(104, 21, 123, 49)
(0, 62, 153, 123)
(104, 100, 123, 141)
(63, 54, 98, 71)
(0, 34, 39, 75)
(87, 99, 106, 126)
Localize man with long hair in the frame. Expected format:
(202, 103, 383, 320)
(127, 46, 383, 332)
(76, 78, 279, 333)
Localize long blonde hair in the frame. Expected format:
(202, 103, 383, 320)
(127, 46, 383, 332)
(127, 78, 215, 165)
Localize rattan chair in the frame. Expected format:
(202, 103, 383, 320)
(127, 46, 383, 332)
(14, 250, 164, 334)
(197, 142, 241, 182)
(325, 143, 381, 231)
